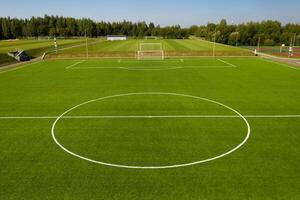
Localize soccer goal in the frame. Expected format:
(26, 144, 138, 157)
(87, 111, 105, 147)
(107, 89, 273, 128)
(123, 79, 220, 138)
(137, 43, 165, 60)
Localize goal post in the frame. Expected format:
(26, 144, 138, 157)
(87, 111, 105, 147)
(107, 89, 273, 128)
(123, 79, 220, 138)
(137, 43, 165, 60)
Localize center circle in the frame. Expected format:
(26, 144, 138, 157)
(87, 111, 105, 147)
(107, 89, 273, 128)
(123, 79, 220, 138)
(51, 92, 250, 169)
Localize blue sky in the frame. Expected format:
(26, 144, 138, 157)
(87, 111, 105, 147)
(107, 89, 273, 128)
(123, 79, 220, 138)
(1, 0, 299, 27)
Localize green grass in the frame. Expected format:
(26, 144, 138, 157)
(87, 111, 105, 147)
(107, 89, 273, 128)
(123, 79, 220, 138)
(0, 57, 300, 199)
(47, 38, 252, 59)
(0, 38, 252, 66)
(0, 38, 97, 66)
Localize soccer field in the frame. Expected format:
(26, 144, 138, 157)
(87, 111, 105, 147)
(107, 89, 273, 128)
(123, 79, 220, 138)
(0, 56, 300, 199)
(0, 38, 97, 67)
(47, 38, 252, 59)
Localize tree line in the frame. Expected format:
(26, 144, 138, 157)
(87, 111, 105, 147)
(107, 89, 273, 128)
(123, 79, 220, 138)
(0, 15, 189, 39)
(0, 15, 300, 46)
(191, 19, 300, 46)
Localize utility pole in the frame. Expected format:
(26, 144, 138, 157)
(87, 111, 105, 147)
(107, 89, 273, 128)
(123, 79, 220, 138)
(293, 33, 297, 47)
(257, 36, 261, 52)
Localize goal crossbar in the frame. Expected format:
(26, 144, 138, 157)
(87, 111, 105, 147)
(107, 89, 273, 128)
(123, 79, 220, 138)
(139, 43, 163, 50)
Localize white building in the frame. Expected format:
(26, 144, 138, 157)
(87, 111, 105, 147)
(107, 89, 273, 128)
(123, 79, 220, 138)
(107, 35, 127, 41)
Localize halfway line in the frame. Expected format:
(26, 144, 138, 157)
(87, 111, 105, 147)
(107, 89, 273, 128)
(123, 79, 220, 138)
(1, 115, 300, 119)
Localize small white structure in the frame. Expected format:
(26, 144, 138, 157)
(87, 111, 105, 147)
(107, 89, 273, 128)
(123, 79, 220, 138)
(107, 35, 127, 41)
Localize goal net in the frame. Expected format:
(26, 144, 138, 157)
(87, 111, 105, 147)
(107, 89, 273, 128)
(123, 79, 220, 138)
(137, 43, 165, 60)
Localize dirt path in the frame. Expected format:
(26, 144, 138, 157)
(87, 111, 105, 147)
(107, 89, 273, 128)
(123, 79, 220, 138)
(258, 52, 300, 68)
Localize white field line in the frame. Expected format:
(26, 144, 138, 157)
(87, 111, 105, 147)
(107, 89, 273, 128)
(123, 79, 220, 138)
(117, 60, 183, 63)
(1, 115, 300, 120)
(84, 55, 257, 59)
(71, 65, 233, 70)
(70, 58, 236, 70)
(261, 58, 300, 71)
(73, 66, 126, 69)
(119, 67, 183, 71)
(244, 115, 300, 118)
(217, 59, 237, 67)
(65, 60, 85, 69)
(182, 66, 233, 69)
(167, 55, 256, 58)
(47, 39, 103, 53)
(46, 56, 257, 61)
(0, 116, 58, 119)
(50, 92, 251, 169)
(0, 61, 41, 75)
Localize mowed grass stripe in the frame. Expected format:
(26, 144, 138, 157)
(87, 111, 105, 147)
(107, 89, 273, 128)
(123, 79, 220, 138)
(175, 39, 211, 51)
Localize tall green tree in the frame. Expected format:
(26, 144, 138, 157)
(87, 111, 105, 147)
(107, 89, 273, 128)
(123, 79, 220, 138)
(1, 18, 11, 39)
(0, 18, 3, 39)
(0, 15, 299, 43)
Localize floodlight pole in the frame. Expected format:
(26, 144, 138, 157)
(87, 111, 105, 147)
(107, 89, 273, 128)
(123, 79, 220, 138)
(293, 33, 296, 47)
(85, 30, 89, 59)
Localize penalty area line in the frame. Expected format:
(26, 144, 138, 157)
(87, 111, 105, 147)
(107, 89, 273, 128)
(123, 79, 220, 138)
(217, 59, 237, 68)
(65, 60, 86, 69)
(71, 65, 235, 70)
